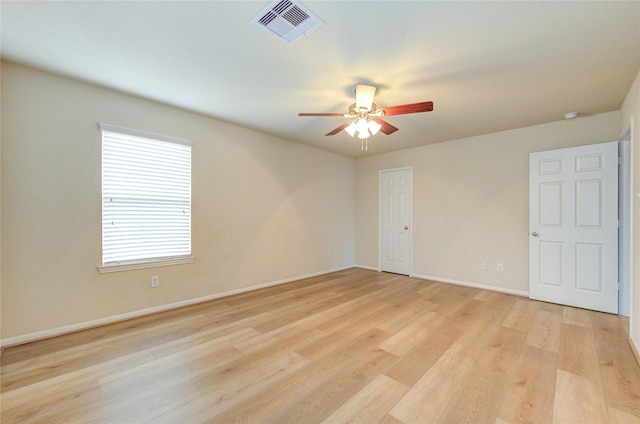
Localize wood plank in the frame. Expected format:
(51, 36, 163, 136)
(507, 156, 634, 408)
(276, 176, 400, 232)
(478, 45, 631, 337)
(595, 337, 640, 417)
(389, 309, 506, 423)
(374, 296, 435, 334)
(321, 374, 409, 423)
(100, 333, 256, 395)
(608, 407, 640, 424)
(591, 311, 630, 347)
(473, 289, 501, 302)
(496, 345, 558, 424)
(525, 309, 562, 353)
(558, 323, 600, 381)
(562, 305, 593, 328)
(553, 369, 609, 423)
(427, 285, 480, 317)
(383, 322, 462, 387)
(295, 307, 389, 361)
(390, 338, 479, 422)
(152, 352, 310, 423)
(502, 298, 540, 333)
(1, 348, 157, 412)
(437, 327, 527, 423)
(204, 328, 393, 423)
(378, 311, 443, 356)
(445, 298, 491, 331)
(262, 348, 398, 423)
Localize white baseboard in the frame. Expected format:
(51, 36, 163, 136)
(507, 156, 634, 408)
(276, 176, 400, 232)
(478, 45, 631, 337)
(355, 264, 378, 272)
(630, 334, 640, 366)
(0, 265, 355, 349)
(411, 273, 529, 297)
(352, 267, 529, 297)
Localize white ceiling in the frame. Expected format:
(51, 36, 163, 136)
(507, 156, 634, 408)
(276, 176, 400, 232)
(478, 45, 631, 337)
(2, 1, 639, 157)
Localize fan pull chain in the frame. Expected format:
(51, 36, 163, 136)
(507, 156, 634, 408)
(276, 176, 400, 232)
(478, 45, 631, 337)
(361, 138, 368, 151)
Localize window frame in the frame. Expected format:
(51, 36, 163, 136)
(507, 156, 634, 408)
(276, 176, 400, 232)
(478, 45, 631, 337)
(97, 123, 194, 273)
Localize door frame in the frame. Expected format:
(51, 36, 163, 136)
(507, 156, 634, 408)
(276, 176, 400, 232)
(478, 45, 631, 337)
(618, 117, 640, 326)
(619, 118, 634, 321)
(378, 167, 413, 276)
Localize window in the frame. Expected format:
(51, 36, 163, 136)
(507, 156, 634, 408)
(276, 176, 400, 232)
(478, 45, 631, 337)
(98, 123, 193, 273)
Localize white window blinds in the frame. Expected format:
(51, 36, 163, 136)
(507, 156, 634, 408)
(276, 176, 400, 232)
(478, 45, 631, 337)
(100, 124, 192, 267)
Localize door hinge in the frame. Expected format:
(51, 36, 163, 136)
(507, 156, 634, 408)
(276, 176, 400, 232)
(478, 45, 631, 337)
(618, 282, 623, 291)
(619, 156, 623, 165)
(618, 219, 622, 228)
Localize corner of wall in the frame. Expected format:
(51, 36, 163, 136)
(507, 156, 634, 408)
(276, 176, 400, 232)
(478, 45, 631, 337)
(621, 67, 640, 346)
(1, 60, 4, 355)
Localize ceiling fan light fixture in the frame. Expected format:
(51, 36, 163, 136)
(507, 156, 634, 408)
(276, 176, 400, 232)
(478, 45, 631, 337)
(345, 121, 357, 137)
(356, 117, 369, 134)
(368, 119, 382, 136)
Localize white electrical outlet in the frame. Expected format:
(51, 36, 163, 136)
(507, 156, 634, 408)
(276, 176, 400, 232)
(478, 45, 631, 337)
(151, 276, 160, 287)
(497, 263, 504, 272)
(480, 262, 487, 270)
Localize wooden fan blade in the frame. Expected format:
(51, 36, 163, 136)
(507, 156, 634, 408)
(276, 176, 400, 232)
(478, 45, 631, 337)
(381, 101, 433, 116)
(298, 112, 345, 117)
(325, 122, 350, 136)
(374, 118, 399, 135)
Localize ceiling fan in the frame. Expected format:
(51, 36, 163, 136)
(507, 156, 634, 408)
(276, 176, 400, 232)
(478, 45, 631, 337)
(299, 84, 434, 150)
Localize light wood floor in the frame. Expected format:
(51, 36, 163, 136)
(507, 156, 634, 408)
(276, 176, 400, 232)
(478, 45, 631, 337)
(2, 268, 640, 423)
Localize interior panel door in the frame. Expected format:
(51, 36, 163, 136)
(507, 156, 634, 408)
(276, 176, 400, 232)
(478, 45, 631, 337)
(529, 141, 618, 313)
(380, 168, 412, 275)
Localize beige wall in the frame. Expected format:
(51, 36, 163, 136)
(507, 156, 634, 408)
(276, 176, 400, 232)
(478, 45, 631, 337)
(621, 68, 640, 351)
(356, 111, 621, 292)
(0, 62, 3, 348)
(1, 62, 356, 341)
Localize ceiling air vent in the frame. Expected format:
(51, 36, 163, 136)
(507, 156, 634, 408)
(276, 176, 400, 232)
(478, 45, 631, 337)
(252, 0, 325, 45)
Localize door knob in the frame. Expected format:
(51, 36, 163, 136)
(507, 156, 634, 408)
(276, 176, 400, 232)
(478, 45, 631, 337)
(404, 226, 409, 230)
(531, 231, 539, 237)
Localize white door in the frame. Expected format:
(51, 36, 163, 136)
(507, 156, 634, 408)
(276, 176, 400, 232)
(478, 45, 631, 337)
(380, 168, 412, 275)
(529, 141, 618, 313)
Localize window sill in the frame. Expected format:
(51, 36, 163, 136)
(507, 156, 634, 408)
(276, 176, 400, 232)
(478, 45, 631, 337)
(98, 256, 195, 274)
